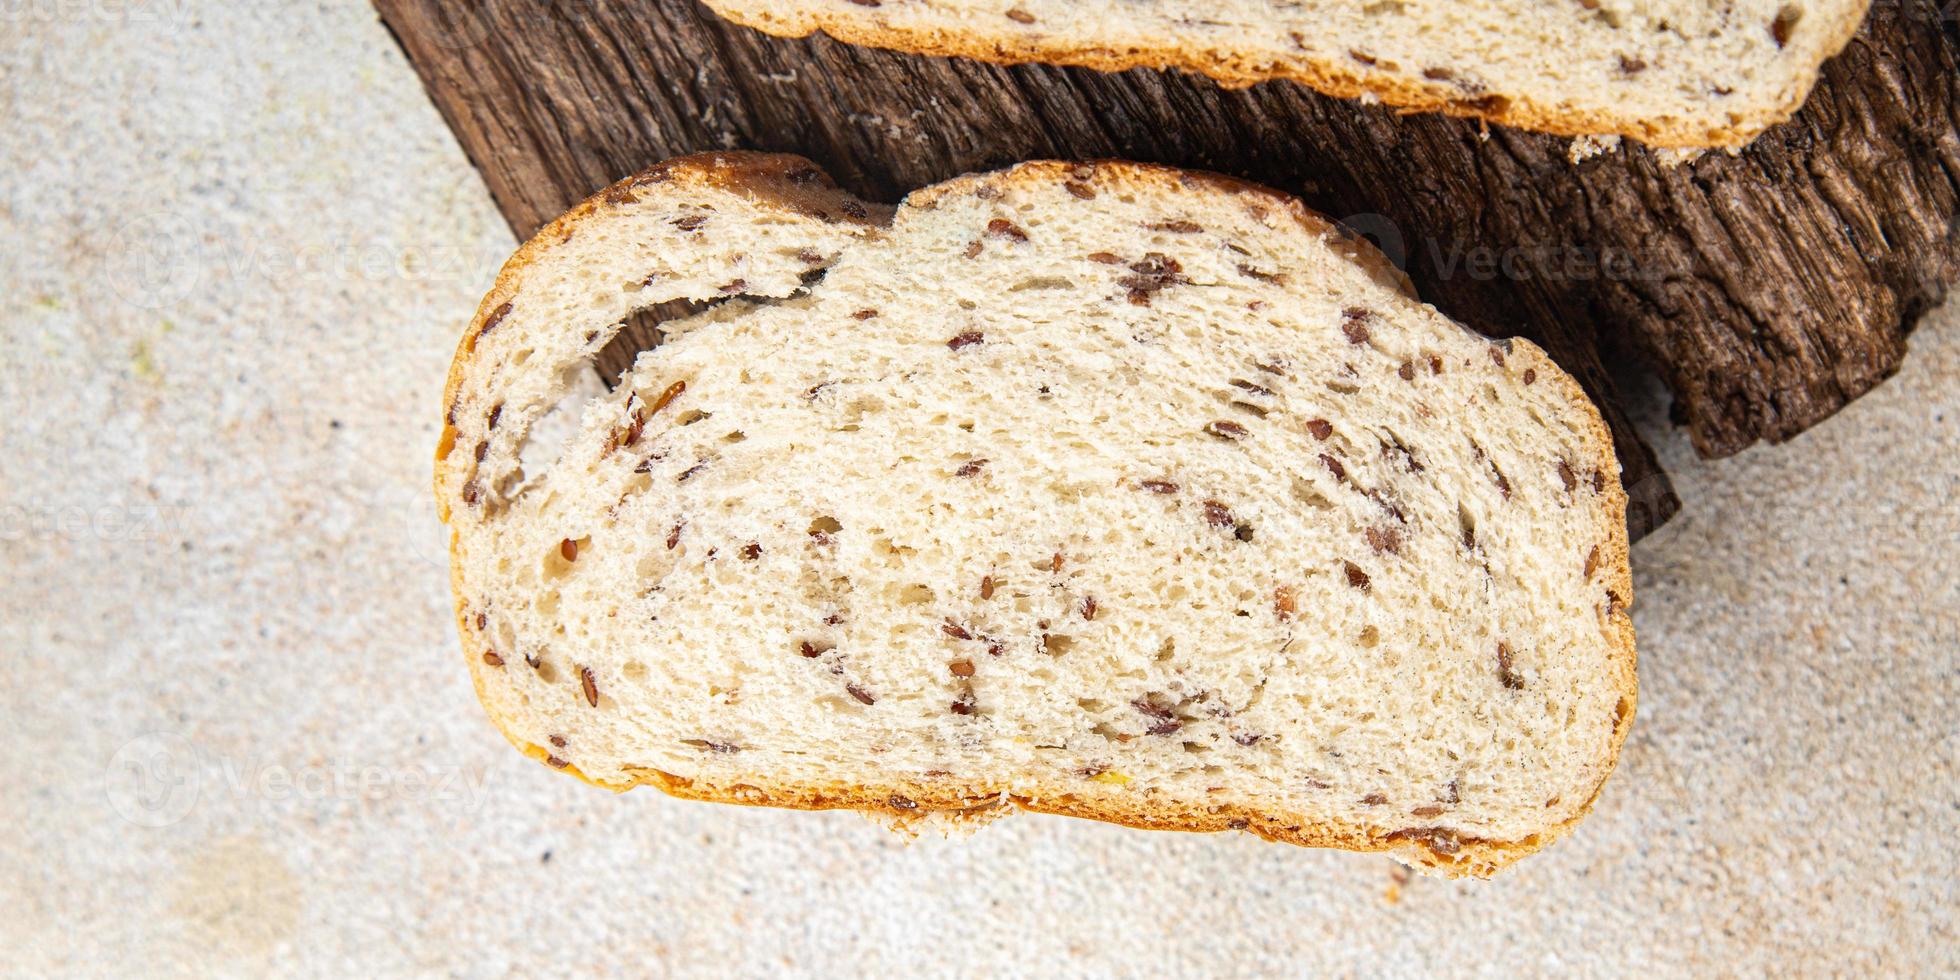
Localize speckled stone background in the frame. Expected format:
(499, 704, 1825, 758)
(2, 3, 1955, 976)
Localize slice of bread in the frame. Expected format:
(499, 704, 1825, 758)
(436, 152, 1636, 877)
(701, 0, 1869, 148)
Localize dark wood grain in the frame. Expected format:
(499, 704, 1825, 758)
(371, 0, 1957, 538)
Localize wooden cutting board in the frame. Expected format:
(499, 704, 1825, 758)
(374, 0, 1960, 538)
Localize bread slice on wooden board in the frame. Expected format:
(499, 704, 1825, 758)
(700, 0, 1870, 148)
(435, 151, 1636, 877)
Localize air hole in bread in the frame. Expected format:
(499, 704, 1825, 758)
(596, 299, 712, 386)
(503, 365, 608, 505)
(1290, 477, 1335, 510)
(874, 537, 919, 560)
(635, 550, 677, 581)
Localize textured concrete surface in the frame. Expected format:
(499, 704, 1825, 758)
(2, 3, 1954, 977)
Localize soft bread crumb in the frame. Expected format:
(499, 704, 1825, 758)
(436, 153, 1637, 878)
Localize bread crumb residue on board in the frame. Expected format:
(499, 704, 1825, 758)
(1652, 146, 1709, 169)
(1567, 134, 1622, 165)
